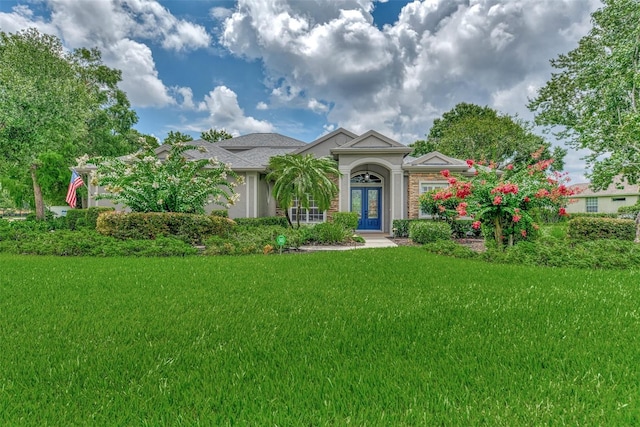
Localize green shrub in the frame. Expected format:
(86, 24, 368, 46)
(569, 212, 620, 219)
(96, 211, 236, 244)
(476, 237, 640, 270)
(85, 207, 115, 229)
(451, 219, 483, 239)
(309, 222, 349, 244)
(203, 226, 305, 255)
(65, 209, 86, 230)
(409, 221, 451, 244)
(618, 204, 640, 218)
(331, 212, 358, 231)
(233, 216, 289, 228)
(66, 207, 114, 230)
(392, 219, 429, 238)
(0, 228, 197, 256)
(567, 217, 635, 242)
(210, 209, 229, 218)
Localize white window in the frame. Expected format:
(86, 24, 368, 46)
(586, 197, 598, 213)
(419, 181, 448, 218)
(290, 197, 326, 223)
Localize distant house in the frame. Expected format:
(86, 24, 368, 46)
(566, 180, 640, 214)
(78, 128, 476, 234)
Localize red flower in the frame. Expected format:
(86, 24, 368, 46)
(472, 221, 481, 230)
(506, 164, 514, 170)
(523, 196, 531, 203)
(448, 177, 457, 185)
(438, 205, 446, 213)
(466, 159, 475, 167)
(558, 207, 568, 216)
(512, 215, 521, 223)
(535, 189, 550, 198)
(441, 169, 450, 178)
(493, 196, 502, 205)
(521, 229, 527, 238)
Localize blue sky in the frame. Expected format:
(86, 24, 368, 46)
(0, 0, 600, 181)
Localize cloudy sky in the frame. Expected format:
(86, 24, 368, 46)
(0, 0, 601, 181)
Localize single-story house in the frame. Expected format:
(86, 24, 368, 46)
(78, 128, 476, 234)
(566, 180, 640, 214)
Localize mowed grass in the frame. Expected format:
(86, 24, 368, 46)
(1, 248, 640, 425)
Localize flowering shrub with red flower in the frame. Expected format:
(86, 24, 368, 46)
(420, 156, 577, 248)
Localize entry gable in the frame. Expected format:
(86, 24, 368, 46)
(404, 151, 472, 173)
(331, 130, 412, 155)
(340, 130, 406, 149)
(294, 127, 358, 157)
(408, 151, 467, 167)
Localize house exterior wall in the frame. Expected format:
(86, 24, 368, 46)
(214, 173, 248, 218)
(566, 195, 639, 214)
(407, 172, 446, 219)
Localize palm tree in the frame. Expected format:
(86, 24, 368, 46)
(266, 154, 340, 228)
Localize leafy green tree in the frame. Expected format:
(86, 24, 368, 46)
(0, 29, 140, 218)
(266, 154, 340, 228)
(163, 131, 193, 145)
(528, 0, 640, 241)
(413, 103, 565, 171)
(201, 128, 233, 143)
(89, 141, 241, 213)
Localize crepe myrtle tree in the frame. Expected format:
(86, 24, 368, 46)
(421, 150, 576, 249)
(266, 154, 340, 228)
(85, 140, 242, 214)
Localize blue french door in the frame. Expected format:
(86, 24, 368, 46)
(351, 187, 381, 230)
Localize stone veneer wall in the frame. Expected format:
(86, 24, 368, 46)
(407, 172, 446, 219)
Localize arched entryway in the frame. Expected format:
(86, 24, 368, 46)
(350, 170, 384, 231)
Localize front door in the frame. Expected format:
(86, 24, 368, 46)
(351, 187, 381, 230)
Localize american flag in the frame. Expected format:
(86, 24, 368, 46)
(65, 169, 84, 208)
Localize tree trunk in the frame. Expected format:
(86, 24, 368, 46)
(284, 208, 293, 228)
(493, 217, 504, 249)
(30, 164, 45, 220)
(635, 210, 640, 243)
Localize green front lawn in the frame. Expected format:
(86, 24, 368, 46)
(1, 248, 639, 425)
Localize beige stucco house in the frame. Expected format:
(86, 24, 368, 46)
(566, 180, 640, 214)
(81, 128, 476, 234)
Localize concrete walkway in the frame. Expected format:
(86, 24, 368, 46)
(300, 233, 397, 251)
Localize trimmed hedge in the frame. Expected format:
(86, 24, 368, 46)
(66, 207, 115, 230)
(393, 218, 478, 239)
(569, 212, 620, 219)
(96, 211, 236, 244)
(567, 216, 635, 242)
(331, 212, 358, 231)
(409, 221, 451, 244)
(233, 216, 289, 228)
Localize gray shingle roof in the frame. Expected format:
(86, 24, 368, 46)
(178, 140, 261, 170)
(218, 133, 306, 148)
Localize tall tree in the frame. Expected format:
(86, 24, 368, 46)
(528, 0, 640, 240)
(266, 154, 340, 228)
(412, 103, 565, 170)
(163, 131, 193, 145)
(201, 128, 233, 143)
(0, 29, 139, 218)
